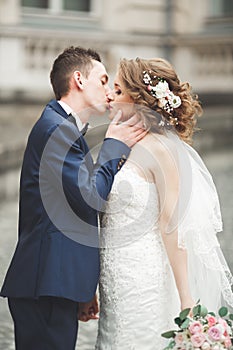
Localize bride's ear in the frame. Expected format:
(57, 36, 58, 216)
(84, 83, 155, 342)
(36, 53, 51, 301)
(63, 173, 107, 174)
(73, 71, 84, 91)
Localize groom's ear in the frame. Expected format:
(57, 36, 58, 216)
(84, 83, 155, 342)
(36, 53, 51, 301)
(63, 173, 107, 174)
(73, 70, 84, 91)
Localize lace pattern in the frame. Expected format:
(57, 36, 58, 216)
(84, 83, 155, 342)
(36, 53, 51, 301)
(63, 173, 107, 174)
(95, 135, 233, 349)
(96, 167, 180, 349)
(100, 167, 159, 249)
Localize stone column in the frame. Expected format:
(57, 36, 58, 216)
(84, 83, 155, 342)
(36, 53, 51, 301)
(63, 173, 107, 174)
(0, 0, 20, 24)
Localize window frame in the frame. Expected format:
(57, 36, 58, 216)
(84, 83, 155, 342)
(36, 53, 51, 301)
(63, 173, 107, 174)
(20, 0, 102, 27)
(21, 0, 101, 17)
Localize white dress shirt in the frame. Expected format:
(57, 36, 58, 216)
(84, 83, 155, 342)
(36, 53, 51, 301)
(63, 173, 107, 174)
(57, 100, 84, 131)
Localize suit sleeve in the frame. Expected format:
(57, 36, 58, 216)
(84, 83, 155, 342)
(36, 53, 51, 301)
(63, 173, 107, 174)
(39, 121, 130, 219)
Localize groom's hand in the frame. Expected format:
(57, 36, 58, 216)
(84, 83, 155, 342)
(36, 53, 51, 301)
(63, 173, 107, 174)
(106, 110, 147, 148)
(78, 294, 99, 322)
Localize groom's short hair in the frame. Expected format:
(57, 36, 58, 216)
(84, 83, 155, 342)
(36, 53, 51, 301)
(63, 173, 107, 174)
(50, 46, 101, 100)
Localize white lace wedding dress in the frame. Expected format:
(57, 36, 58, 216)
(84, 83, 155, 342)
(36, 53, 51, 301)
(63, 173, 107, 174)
(95, 132, 233, 350)
(95, 165, 180, 350)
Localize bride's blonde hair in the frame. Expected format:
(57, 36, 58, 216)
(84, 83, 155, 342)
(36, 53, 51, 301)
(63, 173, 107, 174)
(118, 57, 202, 144)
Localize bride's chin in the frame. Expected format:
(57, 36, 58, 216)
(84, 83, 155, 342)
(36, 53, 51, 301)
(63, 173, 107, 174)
(108, 109, 117, 120)
(108, 108, 133, 121)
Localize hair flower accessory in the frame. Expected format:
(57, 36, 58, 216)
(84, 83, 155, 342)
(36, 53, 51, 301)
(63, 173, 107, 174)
(142, 70, 182, 115)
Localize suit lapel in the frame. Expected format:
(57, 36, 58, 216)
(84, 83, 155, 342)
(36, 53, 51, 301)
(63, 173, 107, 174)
(48, 99, 70, 120)
(47, 99, 92, 161)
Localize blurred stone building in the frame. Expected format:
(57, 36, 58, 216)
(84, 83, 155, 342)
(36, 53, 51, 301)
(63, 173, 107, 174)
(0, 0, 233, 150)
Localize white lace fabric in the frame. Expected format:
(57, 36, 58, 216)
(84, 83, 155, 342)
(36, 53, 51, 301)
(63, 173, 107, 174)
(95, 131, 233, 349)
(96, 167, 180, 349)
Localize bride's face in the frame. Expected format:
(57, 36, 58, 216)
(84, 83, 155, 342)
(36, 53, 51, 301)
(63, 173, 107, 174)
(108, 73, 135, 121)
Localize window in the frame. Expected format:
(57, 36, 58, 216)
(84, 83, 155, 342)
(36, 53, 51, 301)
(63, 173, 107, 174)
(211, 0, 233, 17)
(22, 0, 48, 8)
(21, 0, 91, 12)
(64, 0, 90, 12)
(222, 0, 233, 15)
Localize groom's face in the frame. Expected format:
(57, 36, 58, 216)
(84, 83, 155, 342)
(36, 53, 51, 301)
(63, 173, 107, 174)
(81, 60, 113, 115)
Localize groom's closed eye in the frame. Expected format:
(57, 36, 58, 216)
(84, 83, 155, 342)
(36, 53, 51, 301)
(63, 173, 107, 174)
(101, 74, 108, 85)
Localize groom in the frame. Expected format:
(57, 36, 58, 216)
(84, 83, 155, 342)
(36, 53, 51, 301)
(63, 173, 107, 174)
(0, 46, 145, 350)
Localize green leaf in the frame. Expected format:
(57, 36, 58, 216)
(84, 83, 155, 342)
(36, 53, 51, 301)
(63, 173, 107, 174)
(192, 304, 201, 317)
(229, 313, 233, 321)
(163, 340, 176, 350)
(219, 306, 228, 317)
(164, 340, 176, 350)
(161, 330, 176, 339)
(180, 318, 191, 329)
(200, 305, 208, 317)
(168, 340, 176, 349)
(174, 317, 182, 327)
(209, 312, 216, 316)
(179, 308, 191, 321)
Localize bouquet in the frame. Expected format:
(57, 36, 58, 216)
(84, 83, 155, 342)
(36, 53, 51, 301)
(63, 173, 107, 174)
(161, 304, 233, 350)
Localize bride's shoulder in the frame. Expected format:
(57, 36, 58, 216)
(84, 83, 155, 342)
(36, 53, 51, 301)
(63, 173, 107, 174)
(138, 132, 177, 158)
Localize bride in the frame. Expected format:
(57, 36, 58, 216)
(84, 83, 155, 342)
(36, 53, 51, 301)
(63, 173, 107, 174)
(95, 57, 233, 349)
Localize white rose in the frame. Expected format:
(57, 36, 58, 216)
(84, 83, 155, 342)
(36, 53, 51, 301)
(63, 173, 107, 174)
(154, 81, 169, 99)
(181, 341, 193, 350)
(201, 342, 211, 350)
(212, 345, 220, 350)
(170, 94, 181, 108)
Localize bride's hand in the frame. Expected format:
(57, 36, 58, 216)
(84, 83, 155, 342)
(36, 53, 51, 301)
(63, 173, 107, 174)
(78, 294, 99, 322)
(181, 297, 196, 316)
(106, 111, 147, 148)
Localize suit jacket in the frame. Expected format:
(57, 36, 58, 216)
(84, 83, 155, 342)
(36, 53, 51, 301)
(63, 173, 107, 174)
(1, 99, 130, 302)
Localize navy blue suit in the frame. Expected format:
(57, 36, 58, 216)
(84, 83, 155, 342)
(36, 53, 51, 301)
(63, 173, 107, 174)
(1, 100, 130, 349)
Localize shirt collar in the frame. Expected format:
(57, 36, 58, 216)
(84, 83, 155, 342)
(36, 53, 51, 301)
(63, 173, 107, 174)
(57, 100, 84, 131)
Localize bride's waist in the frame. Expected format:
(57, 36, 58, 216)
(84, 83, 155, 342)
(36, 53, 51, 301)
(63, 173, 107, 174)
(99, 225, 162, 249)
(100, 213, 159, 229)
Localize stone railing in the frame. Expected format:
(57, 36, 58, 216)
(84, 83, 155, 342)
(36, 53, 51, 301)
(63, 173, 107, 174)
(175, 35, 233, 93)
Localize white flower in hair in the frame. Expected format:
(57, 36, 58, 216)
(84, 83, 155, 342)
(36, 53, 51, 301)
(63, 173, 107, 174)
(154, 81, 169, 99)
(170, 94, 181, 108)
(142, 71, 182, 115)
(143, 72, 151, 85)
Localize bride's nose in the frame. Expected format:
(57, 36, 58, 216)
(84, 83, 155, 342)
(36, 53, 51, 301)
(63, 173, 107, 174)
(106, 87, 114, 102)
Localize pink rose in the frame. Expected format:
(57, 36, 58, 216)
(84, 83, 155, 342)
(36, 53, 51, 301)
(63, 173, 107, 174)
(218, 318, 228, 332)
(174, 333, 184, 345)
(191, 333, 206, 347)
(208, 326, 222, 341)
(224, 336, 232, 348)
(189, 321, 203, 334)
(206, 315, 217, 327)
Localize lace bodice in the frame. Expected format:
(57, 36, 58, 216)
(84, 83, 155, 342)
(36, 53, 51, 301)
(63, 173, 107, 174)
(100, 166, 160, 248)
(96, 166, 180, 349)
